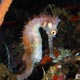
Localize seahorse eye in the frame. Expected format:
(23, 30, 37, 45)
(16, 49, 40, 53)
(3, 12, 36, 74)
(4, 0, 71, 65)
(51, 30, 56, 35)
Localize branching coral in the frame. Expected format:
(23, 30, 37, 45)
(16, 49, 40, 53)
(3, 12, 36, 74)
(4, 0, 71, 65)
(0, 0, 12, 26)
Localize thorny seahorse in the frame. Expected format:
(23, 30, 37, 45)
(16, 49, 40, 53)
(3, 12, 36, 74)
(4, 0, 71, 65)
(17, 15, 60, 80)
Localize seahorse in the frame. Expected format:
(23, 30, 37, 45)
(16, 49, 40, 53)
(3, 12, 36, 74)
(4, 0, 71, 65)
(17, 15, 60, 80)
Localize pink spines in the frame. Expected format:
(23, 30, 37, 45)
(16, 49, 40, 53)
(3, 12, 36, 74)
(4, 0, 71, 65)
(52, 16, 60, 25)
(24, 15, 54, 28)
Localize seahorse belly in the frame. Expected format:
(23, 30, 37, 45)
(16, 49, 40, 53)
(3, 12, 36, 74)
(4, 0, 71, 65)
(32, 25, 42, 63)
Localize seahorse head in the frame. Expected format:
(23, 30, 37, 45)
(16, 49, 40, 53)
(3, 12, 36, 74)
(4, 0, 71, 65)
(41, 16, 60, 38)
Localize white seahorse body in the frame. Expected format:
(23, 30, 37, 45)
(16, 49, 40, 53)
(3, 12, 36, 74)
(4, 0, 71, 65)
(17, 15, 60, 80)
(27, 23, 43, 63)
(17, 23, 42, 80)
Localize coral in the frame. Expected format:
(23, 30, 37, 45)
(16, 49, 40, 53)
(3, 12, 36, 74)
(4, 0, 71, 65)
(0, 63, 17, 80)
(0, 0, 12, 26)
